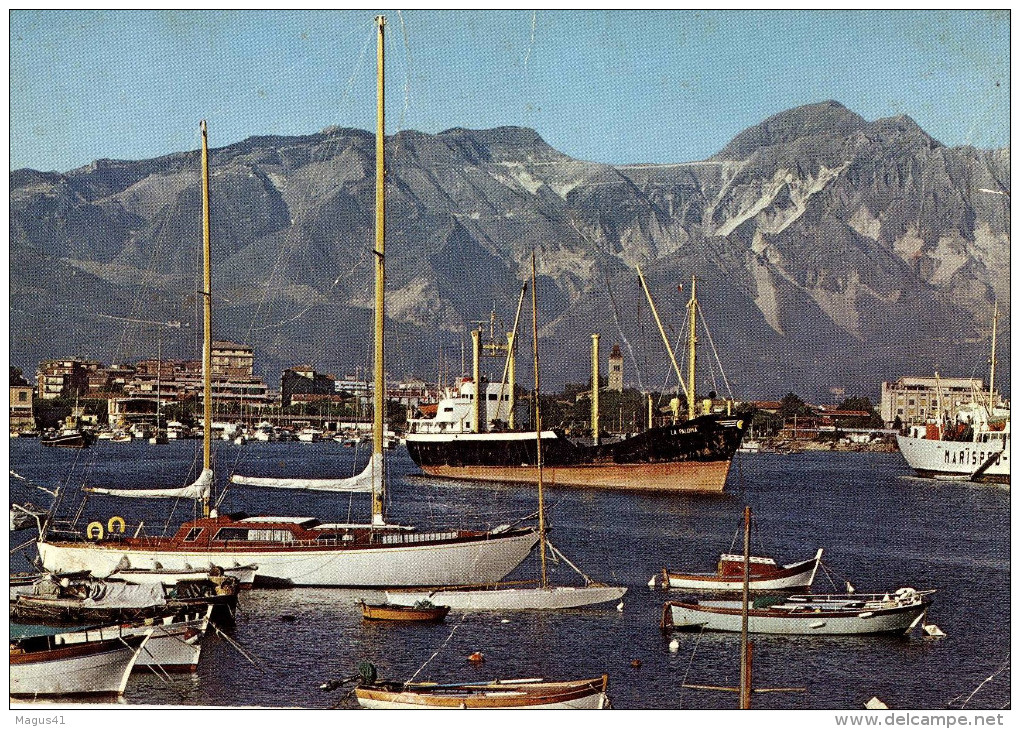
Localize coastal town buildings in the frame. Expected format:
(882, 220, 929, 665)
(879, 376, 994, 426)
(9, 385, 34, 431)
(35, 359, 91, 399)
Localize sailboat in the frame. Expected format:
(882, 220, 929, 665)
(384, 253, 626, 610)
(36, 17, 538, 587)
(896, 304, 1010, 485)
(404, 270, 749, 492)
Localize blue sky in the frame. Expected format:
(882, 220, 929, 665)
(9, 10, 1010, 172)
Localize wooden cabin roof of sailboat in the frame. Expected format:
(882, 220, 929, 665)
(47, 513, 525, 554)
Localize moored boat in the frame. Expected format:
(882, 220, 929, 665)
(40, 605, 214, 673)
(40, 423, 96, 449)
(661, 587, 933, 636)
(386, 582, 626, 611)
(897, 403, 1010, 485)
(405, 272, 749, 493)
(10, 631, 151, 698)
(355, 674, 610, 709)
(39, 516, 535, 588)
(360, 600, 450, 622)
(405, 419, 747, 492)
(108, 562, 258, 589)
(10, 573, 239, 625)
(896, 307, 1010, 486)
(654, 549, 823, 592)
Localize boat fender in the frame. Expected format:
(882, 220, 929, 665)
(468, 651, 485, 663)
(809, 621, 826, 629)
(86, 521, 104, 540)
(669, 639, 680, 653)
(107, 515, 126, 534)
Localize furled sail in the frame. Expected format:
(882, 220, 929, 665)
(85, 468, 213, 500)
(229, 452, 379, 493)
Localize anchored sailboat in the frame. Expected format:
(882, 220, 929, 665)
(36, 17, 538, 587)
(385, 253, 626, 610)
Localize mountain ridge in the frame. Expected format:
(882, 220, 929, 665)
(9, 101, 1010, 401)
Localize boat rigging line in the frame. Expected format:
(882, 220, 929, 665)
(523, 10, 537, 76)
(212, 622, 259, 667)
(394, 10, 412, 132)
(697, 304, 734, 401)
(677, 626, 707, 709)
(949, 654, 1010, 709)
(403, 619, 466, 686)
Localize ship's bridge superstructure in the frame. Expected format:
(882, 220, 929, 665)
(407, 378, 524, 434)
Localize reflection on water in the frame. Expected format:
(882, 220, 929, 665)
(9, 442, 1011, 709)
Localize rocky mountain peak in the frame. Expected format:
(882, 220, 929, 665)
(865, 114, 942, 149)
(9, 103, 1009, 400)
(714, 100, 867, 160)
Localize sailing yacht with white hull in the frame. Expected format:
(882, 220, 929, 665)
(37, 17, 538, 587)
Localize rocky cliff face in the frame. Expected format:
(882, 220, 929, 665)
(10, 101, 1009, 400)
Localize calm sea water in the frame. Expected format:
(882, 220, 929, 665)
(8, 439, 1011, 710)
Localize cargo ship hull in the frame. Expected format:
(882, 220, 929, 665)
(406, 415, 748, 493)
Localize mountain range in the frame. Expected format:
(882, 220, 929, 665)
(9, 101, 1010, 402)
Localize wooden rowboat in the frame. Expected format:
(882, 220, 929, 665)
(355, 674, 610, 709)
(662, 587, 933, 636)
(41, 606, 214, 673)
(655, 549, 823, 592)
(360, 601, 450, 622)
(10, 631, 151, 697)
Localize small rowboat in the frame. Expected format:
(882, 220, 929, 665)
(355, 674, 610, 709)
(385, 583, 626, 610)
(360, 601, 450, 623)
(10, 631, 152, 697)
(662, 587, 933, 636)
(109, 563, 259, 589)
(35, 605, 215, 673)
(654, 548, 823, 592)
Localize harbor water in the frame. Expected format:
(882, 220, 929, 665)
(9, 439, 1010, 709)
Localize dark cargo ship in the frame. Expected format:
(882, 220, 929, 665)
(406, 273, 749, 493)
(404, 378, 749, 492)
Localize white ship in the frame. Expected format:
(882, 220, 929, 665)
(897, 403, 1010, 485)
(896, 304, 1009, 486)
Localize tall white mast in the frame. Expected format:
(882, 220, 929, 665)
(988, 302, 999, 411)
(531, 252, 548, 588)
